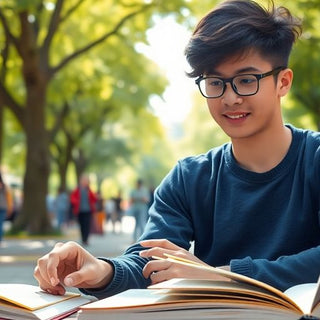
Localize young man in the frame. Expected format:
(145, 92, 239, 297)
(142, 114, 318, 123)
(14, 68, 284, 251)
(34, 0, 320, 299)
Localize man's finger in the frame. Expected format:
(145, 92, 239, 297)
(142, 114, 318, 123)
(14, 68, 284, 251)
(140, 239, 181, 250)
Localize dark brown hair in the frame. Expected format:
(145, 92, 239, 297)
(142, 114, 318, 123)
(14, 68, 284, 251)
(185, 0, 302, 77)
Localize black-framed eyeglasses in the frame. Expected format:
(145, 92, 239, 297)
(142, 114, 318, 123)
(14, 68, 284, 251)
(195, 66, 286, 99)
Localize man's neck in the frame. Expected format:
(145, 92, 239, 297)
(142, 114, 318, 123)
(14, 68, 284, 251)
(231, 125, 292, 173)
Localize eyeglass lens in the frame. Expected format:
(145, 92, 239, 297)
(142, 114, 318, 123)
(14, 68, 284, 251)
(200, 74, 259, 98)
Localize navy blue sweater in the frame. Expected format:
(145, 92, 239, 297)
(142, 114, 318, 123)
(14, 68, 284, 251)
(83, 125, 320, 298)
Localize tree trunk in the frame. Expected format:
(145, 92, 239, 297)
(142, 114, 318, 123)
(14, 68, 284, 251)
(0, 104, 3, 165)
(74, 148, 88, 183)
(13, 82, 52, 234)
(58, 164, 68, 192)
(57, 133, 74, 191)
(22, 129, 51, 234)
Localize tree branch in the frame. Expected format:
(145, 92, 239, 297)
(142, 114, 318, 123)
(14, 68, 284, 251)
(0, 28, 10, 82)
(0, 8, 20, 55)
(0, 81, 25, 127)
(48, 100, 70, 143)
(40, 0, 88, 72)
(18, 11, 38, 60)
(40, 0, 64, 63)
(50, 4, 153, 76)
(60, 0, 86, 23)
(32, 2, 45, 43)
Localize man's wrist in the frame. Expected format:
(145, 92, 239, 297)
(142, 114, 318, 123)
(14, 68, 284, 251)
(93, 259, 114, 290)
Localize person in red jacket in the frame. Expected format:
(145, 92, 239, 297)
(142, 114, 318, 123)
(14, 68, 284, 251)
(70, 174, 97, 246)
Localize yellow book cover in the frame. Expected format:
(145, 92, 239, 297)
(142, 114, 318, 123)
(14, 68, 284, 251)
(0, 283, 94, 320)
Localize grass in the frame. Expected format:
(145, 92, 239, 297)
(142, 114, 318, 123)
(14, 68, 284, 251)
(4, 228, 70, 239)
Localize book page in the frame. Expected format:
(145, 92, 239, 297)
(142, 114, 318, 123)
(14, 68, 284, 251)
(284, 283, 318, 315)
(0, 295, 94, 320)
(34, 295, 94, 320)
(80, 289, 176, 310)
(153, 254, 300, 310)
(149, 278, 302, 312)
(79, 287, 303, 320)
(0, 283, 80, 311)
(310, 276, 320, 312)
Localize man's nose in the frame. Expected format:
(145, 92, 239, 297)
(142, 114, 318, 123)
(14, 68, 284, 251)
(222, 82, 242, 105)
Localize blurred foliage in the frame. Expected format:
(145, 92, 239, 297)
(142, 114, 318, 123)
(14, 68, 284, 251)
(0, 0, 319, 233)
(0, 0, 194, 233)
(287, 0, 320, 130)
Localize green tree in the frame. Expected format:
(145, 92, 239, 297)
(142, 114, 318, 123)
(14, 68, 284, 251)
(288, 0, 320, 130)
(48, 34, 168, 190)
(0, 0, 191, 234)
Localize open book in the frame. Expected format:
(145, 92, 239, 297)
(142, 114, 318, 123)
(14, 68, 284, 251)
(77, 254, 320, 320)
(0, 283, 95, 320)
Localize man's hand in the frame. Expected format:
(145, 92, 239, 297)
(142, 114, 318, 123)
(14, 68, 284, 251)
(34, 241, 113, 295)
(139, 239, 230, 284)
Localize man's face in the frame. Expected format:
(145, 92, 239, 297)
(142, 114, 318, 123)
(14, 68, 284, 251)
(205, 51, 286, 141)
(80, 176, 89, 187)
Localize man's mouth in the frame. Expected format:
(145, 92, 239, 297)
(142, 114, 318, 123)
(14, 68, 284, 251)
(224, 113, 249, 119)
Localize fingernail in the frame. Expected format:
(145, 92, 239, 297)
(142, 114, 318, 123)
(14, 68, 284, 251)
(64, 277, 73, 286)
(139, 250, 146, 256)
(50, 277, 57, 286)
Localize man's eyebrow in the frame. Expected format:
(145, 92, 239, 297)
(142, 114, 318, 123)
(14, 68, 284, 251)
(209, 66, 261, 76)
(235, 66, 261, 73)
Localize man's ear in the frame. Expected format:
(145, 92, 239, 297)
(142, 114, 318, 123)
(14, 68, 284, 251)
(278, 68, 293, 97)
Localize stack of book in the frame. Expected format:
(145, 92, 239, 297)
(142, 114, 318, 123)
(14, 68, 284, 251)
(2, 255, 320, 320)
(0, 283, 94, 320)
(77, 255, 320, 320)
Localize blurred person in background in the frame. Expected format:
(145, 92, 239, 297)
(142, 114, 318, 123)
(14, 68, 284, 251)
(53, 187, 69, 232)
(5, 184, 21, 224)
(70, 175, 97, 246)
(105, 196, 116, 233)
(0, 173, 12, 246)
(129, 179, 150, 242)
(93, 191, 105, 235)
(112, 190, 123, 233)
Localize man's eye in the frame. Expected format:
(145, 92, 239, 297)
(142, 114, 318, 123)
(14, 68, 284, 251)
(238, 77, 256, 85)
(209, 79, 223, 87)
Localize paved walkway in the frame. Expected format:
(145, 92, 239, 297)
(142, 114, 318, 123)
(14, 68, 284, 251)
(0, 217, 135, 287)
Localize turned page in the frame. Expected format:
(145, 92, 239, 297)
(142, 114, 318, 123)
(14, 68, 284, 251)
(284, 276, 320, 316)
(0, 283, 80, 310)
(153, 254, 299, 307)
